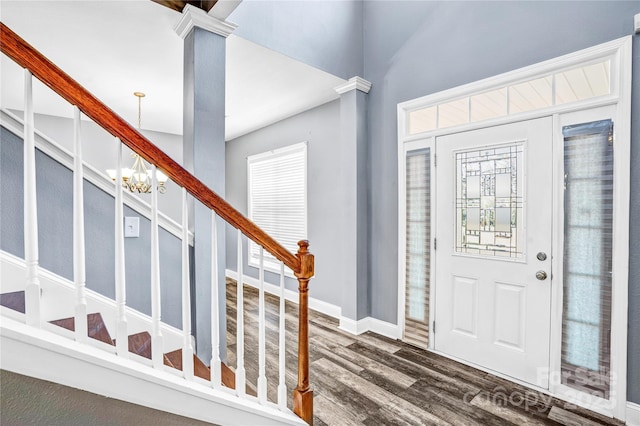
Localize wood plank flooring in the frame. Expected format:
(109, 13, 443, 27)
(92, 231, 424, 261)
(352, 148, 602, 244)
(225, 279, 624, 426)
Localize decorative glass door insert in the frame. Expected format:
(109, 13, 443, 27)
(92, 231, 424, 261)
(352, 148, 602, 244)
(455, 144, 524, 259)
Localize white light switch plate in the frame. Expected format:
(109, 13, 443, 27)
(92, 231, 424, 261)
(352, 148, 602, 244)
(635, 13, 640, 34)
(124, 216, 140, 238)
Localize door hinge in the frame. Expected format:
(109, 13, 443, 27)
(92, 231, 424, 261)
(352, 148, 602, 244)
(434, 154, 437, 167)
(432, 321, 436, 334)
(434, 238, 437, 250)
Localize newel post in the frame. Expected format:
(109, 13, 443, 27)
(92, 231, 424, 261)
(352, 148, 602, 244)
(293, 240, 314, 424)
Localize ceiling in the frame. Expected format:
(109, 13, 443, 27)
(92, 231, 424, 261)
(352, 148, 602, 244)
(0, 0, 345, 140)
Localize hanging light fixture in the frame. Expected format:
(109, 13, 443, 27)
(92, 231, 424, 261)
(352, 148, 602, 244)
(107, 92, 168, 193)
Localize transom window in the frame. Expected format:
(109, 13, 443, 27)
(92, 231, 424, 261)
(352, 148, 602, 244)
(408, 59, 611, 134)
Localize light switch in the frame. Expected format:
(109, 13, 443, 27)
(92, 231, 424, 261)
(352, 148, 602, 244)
(124, 216, 140, 238)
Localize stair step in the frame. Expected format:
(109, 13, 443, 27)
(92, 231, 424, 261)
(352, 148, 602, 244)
(163, 348, 210, 380)
(127, 331, 152, 359)
(0, 291, 25, 313)
(50, 313, 114, 346)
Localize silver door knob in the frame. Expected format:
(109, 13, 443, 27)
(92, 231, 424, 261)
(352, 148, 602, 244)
(536, 270, 548, 281)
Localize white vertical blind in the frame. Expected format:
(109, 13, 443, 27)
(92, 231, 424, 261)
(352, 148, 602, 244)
(247, 142, 307, 269)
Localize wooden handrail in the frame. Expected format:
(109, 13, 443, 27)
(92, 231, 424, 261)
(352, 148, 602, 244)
(0, 22, 299, 272)
(2, 22, 314, 423)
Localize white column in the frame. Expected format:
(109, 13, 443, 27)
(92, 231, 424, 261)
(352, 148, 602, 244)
(210, 212, 222, 390)
(181, 188, 194, 380)
(257, 247, 267, 403)
(150, 166, 164, 368)
(235, 229, 246, 396)
(277, 262, 287, 409)
(114, 139, 128, 357)
(72, 107, 87, 342)
(23, 70, 40, 327)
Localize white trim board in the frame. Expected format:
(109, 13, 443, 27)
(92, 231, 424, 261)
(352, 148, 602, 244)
(225, 269, 341, 319)
(225, 270, 401, 340)
(627, 402, 640, 426)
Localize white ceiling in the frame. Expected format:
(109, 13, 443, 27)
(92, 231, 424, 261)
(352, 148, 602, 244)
(0, 0, 345, 140)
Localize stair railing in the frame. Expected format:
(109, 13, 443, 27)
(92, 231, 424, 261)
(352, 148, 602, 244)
(0, 22, 314, 423)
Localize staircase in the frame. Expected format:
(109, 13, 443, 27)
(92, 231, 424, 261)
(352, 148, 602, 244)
(0, 22, 313, 425)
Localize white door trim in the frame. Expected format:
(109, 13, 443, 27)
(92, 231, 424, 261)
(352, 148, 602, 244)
(397, 36, 631, 420)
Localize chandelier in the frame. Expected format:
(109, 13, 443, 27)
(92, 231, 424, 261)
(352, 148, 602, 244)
(107, 92, 168, 193)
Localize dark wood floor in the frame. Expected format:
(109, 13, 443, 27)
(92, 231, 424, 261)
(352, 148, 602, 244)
(225, 279, 623, 426)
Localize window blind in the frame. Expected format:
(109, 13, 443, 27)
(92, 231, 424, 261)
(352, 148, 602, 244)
(404, 148, 431, 349)
(561, 119, 613, 399)
(247, 142, 307, 270)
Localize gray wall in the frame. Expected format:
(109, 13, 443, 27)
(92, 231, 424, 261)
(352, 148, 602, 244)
(229, 0, 364, 80)
(362, 0, 640, 403)
(1, 126, 184, 330)
(226, 100, 345, 308)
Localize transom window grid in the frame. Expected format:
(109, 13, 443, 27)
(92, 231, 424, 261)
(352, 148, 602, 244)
(455, 144, 524, 259)
(247, 142, 307, 272)
(408, 59, 611, 135)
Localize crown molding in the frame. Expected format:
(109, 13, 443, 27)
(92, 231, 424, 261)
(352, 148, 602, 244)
(174, 4, 237, 39)
(335, 76, 372, 95)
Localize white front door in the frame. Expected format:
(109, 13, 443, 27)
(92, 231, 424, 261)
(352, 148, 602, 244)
(434, 117, 553, 387)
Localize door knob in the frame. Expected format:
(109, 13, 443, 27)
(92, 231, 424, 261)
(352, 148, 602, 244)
(536, 252, 547, 261)
(536, 270, 548, 281)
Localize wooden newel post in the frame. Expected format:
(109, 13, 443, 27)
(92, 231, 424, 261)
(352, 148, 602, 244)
(293, 240, 314, 424)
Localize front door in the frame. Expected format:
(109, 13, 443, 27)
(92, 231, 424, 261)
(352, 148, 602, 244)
(434, 117, 552, 387)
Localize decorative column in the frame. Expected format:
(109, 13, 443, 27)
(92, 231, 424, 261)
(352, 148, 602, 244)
(334, 77, 372, 331)
(175, 5, 236, 364)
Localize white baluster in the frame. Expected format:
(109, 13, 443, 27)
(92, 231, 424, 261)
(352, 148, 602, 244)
(23, 70, 40, 327)
(210, 212, 222, 390)
(150, 166, 163, 368)
(22, 70, 41, 326)
(72, 107, 87, 342)
(257, 247, 267, 403)
(181, 188, 194, 380)
(235, 229, 246, 396)
(114, 139, 128, 357)
(277, 261, 287, 409)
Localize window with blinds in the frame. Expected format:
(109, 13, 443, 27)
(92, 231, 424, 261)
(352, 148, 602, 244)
(404, 148, 431, 349)
(561, 119, 613, 399)
(247, 142, 307, 271)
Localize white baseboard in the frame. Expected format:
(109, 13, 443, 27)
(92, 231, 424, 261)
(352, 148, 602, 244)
(225, 269, 342, 319)
(338, 316, 401, 340)
(627, 401, 640, 426)
(225, 270, 401, 341)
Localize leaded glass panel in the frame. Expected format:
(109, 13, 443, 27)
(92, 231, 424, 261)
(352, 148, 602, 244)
(455, 144, 523, 258)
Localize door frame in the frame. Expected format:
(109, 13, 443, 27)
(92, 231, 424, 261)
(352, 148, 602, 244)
(396, 36, 631, 419)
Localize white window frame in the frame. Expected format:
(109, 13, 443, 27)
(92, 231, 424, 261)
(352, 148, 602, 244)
(247, 141, 308, 275)
(397, 36, 631, 420)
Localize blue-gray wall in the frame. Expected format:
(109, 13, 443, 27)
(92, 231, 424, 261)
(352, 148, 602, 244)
(229, 0, 364, 80)
(362, 0, 640, 403)
(0, 126, 184, 331)
(226, 100, 344, 307)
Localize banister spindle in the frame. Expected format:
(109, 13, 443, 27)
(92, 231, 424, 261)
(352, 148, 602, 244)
(257, 247, 267, 403)
(293, 240, 314, 424)
(235, 229, 246, 396)
(181, 188, 194, 380)
(150, 166, 163, 368)
(210, 212, 222, 390)
(23, 70, 41, 327)
(277, 261, 287, 409)
(72, 107, 87, 342)
(114, 139, 128, 357)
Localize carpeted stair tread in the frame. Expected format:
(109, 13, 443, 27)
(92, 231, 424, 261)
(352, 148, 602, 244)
(50, 313, 114, 346)
(0, 291, 25, 313)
